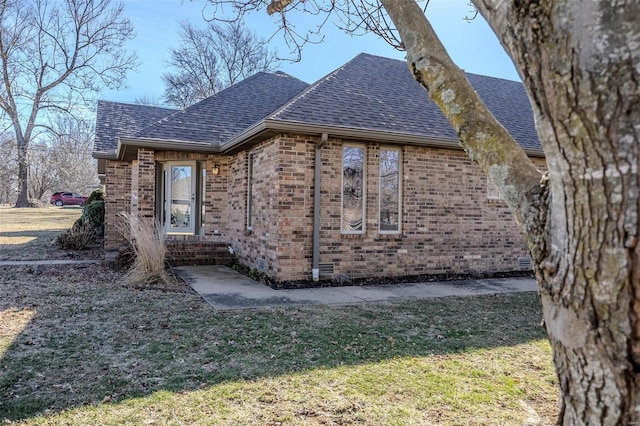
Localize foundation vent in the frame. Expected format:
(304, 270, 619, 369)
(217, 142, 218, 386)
(518, 257, 532, 270)
(319, 263, 335, 276)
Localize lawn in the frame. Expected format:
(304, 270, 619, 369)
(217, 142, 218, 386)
(0, 207, 559, 424)
(0, 264, 559, 425)
(0, 207, 89, 261)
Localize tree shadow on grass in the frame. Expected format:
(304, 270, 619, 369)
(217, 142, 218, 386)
(0, 230, 65, 260)
(0, 264, 548, 422)
(0, 230, 102, 262)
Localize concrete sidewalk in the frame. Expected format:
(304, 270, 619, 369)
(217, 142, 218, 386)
(0, 259, 101, 266)
(174, 265, 539, 311)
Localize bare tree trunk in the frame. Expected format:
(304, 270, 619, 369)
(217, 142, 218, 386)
(382, 0, 640, 422)
(474, 1, 640, 423)
(15, 137, 30, 207)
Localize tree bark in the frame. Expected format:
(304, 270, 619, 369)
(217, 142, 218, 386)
(378, 0, 545, 242)
(474, 0, 640, 423)
(15, 135, 30, 207)
(383, 0, 640, 423)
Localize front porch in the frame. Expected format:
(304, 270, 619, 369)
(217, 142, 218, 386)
(105, 238, 234, 268)
(165, 239, 233, 266)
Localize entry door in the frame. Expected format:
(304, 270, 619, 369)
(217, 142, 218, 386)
(165, 162, 196, 234)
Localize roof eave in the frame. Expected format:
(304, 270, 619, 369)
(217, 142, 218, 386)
(92, 149, 117, 159)
(222, 119, 545, 157)
(116, 137, 220, 160)
(119, 137, 219, 152)
(221, 119, 463, 152)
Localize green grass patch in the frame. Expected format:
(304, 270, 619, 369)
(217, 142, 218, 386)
(0, 264, 558, 424)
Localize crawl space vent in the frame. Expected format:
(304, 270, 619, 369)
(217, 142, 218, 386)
(319, 263, 335, 276)
(518, 257, 532, 270)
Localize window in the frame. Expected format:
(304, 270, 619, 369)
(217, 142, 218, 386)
(342, 145, 365, 233)
(200, 165, 206, 229)
(487, 176, 503, 200)
(247, 153, 254, 230)
(379, 148, 401, 232)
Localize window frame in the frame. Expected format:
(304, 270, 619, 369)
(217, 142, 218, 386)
(160, 160, 198, 235)
(198, 162, 206, 234)
(341, 143, 366, 235)
(486, 176, 503, 200)
(246, 152, 254, 231)
(378, 146, 402, 234)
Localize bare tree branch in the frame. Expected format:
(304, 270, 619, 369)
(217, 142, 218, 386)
(162, 20, 278, 108)
(0, 0, 137, 206)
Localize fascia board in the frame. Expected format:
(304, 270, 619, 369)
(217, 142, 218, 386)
(222, 119, 545, 158)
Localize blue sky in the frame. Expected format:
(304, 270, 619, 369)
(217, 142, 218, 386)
(102, 0, 519, 104)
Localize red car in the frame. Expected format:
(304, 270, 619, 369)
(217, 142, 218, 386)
(50, 191, 88, 207)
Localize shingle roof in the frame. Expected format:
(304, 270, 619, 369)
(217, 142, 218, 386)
(94, 53, 541, 156)
(94, 100, 177, 152)
(464, 73, 540, 152)
(269, 53, 541, 152)
(135, 71, 309, 144)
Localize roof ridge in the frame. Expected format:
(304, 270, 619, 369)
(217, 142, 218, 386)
(268, 53, 368, 120)
(463, 71, 522, 83)
(97, 99, 177, 112)
(133, 70, 304, 139)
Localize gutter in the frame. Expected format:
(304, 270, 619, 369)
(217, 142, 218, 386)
(312, 133, 328, 281)
(92, 138, 219, 161)
(222, 119, 545, 158)
(92, 149, 118, 159)
(117, 137, 217, 160)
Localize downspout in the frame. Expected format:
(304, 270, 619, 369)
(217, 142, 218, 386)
(312, 133, 328, 281)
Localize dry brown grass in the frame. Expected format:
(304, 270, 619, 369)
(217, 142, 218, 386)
(116, 212, 168, 285)
(0, 207, 101, 261)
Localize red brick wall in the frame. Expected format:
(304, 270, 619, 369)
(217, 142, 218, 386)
(104, 139, 545, 283)
(104, 150, 230, 254)
(226, 137, 282, 276)
(104, 159, 131, 252)
(226, 134, 546, 282)
(135, 148, 155, 220)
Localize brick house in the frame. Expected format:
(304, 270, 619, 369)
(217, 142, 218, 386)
(93, 53, 545, 284)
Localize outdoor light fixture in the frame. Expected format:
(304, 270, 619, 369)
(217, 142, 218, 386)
(212, 164, 220, 175)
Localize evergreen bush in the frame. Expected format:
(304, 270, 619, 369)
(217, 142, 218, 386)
(82, 200, 105, 233)
(85, 189, 104, 205)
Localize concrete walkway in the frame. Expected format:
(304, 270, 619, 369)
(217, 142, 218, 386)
(0, 259, 101, 266)
(174, 265, 539, 311)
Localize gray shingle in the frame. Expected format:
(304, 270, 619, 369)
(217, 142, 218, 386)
(136, 71, 309, 144)
(95, 53, 541, 155)
(94, 100, 177, 152)
(464, 72, 540, 151)
(270, 53, 541, 151)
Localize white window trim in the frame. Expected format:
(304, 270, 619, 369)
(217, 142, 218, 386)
(341, 143, 366, 235)
(163, 160, 197, 236)
(378, 146, 402, 234)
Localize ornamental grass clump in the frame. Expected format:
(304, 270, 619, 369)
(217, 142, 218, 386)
(117, 212, 168, 285)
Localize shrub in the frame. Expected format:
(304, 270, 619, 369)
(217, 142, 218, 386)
(58, 195, 105, 249)
(82, 200, 105, 233)
(85, 189, 104, 205)
(116, 212, 168, 285)
(56, 222, 96, 250)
